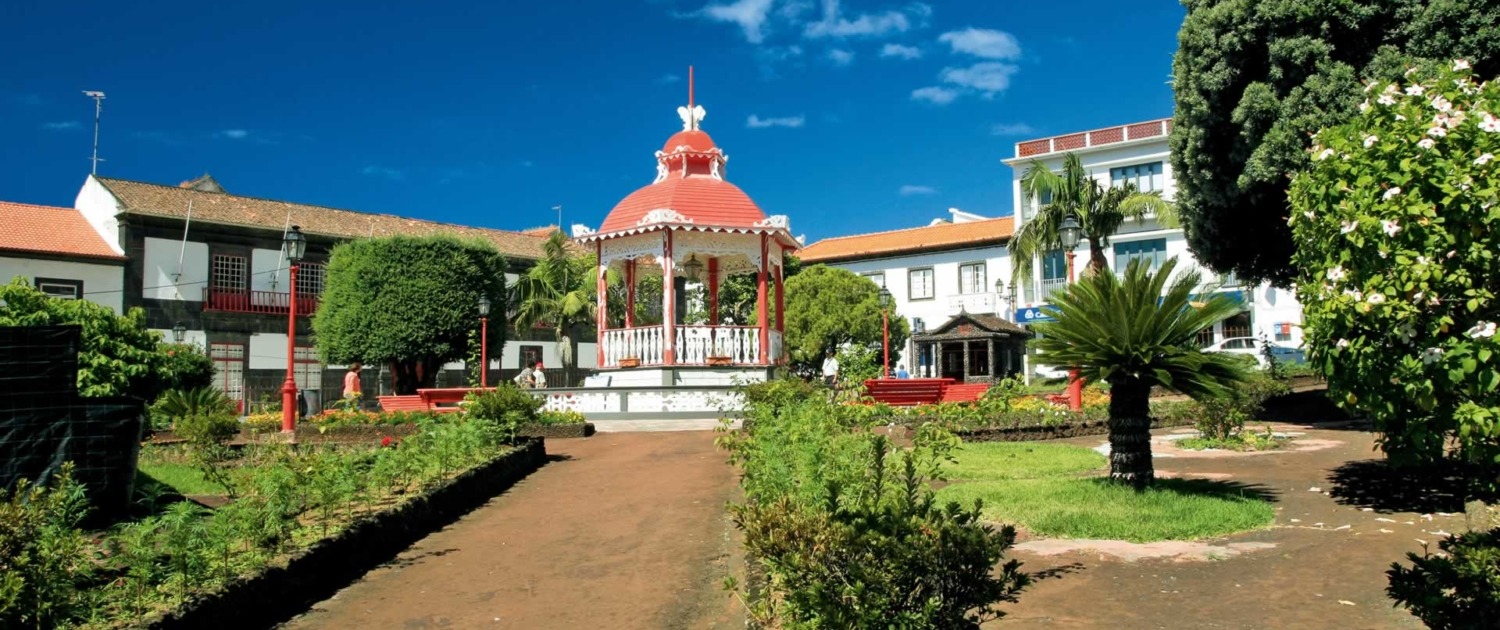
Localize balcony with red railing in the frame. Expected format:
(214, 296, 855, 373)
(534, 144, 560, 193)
(202, 287, 319, 315)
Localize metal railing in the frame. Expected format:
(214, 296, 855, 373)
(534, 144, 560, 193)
(203, 287, 319, 315)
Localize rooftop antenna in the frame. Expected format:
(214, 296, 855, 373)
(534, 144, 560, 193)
(688, 66, 694, 129)
(82, 90, 105, 174)
(552, 205, 562, 230)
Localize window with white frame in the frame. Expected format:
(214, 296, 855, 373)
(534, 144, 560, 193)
(209, 343, 245, 408)
(959, 262, 987, 295)
(211, 254, 247, 291)
(1274, 323, 1294, 343)
(294, 346, 322, 391)
(1110, 161, 1165, 193)
(908, 267, 934, 300)
(1114, 238, 1168, 273)
(1037, 251, 1068, 301)
(34, 278, 82, 300)
(296, 262, 326, 296)
(862, 271, 885, 289)
(1020, 189, 1053, 222)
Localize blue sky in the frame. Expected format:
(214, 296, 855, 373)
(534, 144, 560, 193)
(0, 1, 1184, 243)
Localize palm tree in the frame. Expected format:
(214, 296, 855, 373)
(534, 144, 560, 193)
(1009, 152, 1176, 287)
(510, 231, 599, 387)
(1032, 257, 1246, 489)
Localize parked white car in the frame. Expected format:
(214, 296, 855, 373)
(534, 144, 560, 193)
(1204, 337, 1305, 368)
(1033, 363, 1070, 380)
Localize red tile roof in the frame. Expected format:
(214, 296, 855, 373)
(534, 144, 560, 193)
(0, 200, 124, 262)
(95, 177, 551, 260)
(798, 217, 1014, 263)
(600, 175, 767, 233)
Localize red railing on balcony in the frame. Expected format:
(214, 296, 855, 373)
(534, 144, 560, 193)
(202, 287, 319, 315)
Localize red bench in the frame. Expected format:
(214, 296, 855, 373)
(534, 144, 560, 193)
(864, 378, 953, 406)
(377, 395, 427, 412)
(940, 383, 992, 404)
(417, 387, 483, 413)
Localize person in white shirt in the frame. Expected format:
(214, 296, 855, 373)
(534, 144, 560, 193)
(821, 350, 839, 387)
(531, 362, 547, 388)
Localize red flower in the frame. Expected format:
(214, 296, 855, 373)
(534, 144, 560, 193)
(381, 436, 394, 448)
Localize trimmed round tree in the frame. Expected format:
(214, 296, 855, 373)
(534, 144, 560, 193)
(1172, 0, 1500, 286)
(783, 265, 909, 378)
(1289, 61, 1500, 473)
(1032, 258, 1246, 489)
(313, 235, 508, 395)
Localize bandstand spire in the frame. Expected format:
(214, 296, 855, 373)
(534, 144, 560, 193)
(677, 66, 705, 132)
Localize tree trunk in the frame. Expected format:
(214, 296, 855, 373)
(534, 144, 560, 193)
(557, 328, 575, 388)
(389, 358, 442, 395)
(1087, 242, 1109, 276)
(1107, 378, 1155, 489)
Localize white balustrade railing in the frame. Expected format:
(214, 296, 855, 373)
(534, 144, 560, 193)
(600, 325, 664, 368)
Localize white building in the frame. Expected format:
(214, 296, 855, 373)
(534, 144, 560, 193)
(0, 200, 126, 313)
(799, 118, 1305, 379)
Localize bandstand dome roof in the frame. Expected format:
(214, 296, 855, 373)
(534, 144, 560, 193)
(596, 107, 774, 235)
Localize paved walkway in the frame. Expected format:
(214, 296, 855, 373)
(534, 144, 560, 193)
(281, 432, 742, 629)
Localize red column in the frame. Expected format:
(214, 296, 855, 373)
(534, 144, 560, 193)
(1065, 250, 1082, 411)
(625, 258, 636, 328)
(756, 234, 769, 365)
(774, 255, 785, 333)
(707, 257, 720, 325)
(597, 241, 607, 369)
(663, 230, 676, 365)
(480, 316, 489, 387)
(281, 263, 299, 433)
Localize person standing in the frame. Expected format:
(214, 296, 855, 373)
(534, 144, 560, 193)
(342, 362, 363, 406)
(531, 362, 548, 388)
(513, 363, 535, 389)
(821, 350, 839, 388)
(895, 364, 910, 379)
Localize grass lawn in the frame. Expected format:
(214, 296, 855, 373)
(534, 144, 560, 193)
(136, 461, 223, 496)
(936, 442, 1275, 542)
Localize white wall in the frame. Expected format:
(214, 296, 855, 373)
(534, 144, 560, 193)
(251, 248, 288, 292)
(501, 340, 599, 369)
(0, 256, 124, 313)
(142, 236, 209, 301)
(73, 176, 124, 255)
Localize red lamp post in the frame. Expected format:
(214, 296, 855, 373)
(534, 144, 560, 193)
(478, 295, 491, 387)
(280, 225, 307, 433)
(878, 287, 893, 379)
(1058, 214, 1083, 412)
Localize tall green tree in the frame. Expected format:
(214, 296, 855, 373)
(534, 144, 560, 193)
(313, 235, 507, 395)
(1009, 152, 1173, 286)
(1032, 258, 1246, 488)
(510, 231, 606, 387)
(783, 265, 909, 378)
(1172, 0, 1500, 286)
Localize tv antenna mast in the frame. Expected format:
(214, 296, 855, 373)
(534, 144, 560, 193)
(82, 90, 106, 174)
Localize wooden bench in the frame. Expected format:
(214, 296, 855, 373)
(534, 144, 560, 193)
(864, 378, 953, 406)
(376, 395, 427, 412)
(940, 383, 991, 404)
(416, 387, 479, 413)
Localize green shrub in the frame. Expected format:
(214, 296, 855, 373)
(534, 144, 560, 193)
(741, 377, 823, 419)
(0, 279, 166, 400)
(0, 464, 95, 628)
(157, 343, 216, 393)
(466, 384, 541, 424)
(1388, 527, 1500, 629)
(173, 413, 240, 446)
(536, 410, 586, 425)
(153, 388, 237, 424)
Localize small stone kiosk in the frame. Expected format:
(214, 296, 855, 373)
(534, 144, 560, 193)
(540, 92, 799, 420)
(910, 311, 1029, 383)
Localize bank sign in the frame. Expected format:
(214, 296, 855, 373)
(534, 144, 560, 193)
(1014, 306, 1056, 325)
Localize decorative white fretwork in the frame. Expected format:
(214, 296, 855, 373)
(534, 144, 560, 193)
(600, 234, 666, 268)
(673, 231, 762, 272)
(637, 208, 693, 227)
(709, 157, 722, 181)
(676, 104, 706, 131)
(654, 159, 668, 183)
(755, 215, 790, 230)
(539, 391, 623, 413)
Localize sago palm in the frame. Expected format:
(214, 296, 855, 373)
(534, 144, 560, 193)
(1032, 257, 1246, 489)
(510, 231, 600, 386)
(1009, 152, 1176, 285)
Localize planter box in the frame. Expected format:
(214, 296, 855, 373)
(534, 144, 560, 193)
(619, 357, 641, 368)
(706, 356, 733, 366)
(518, 422, 595, 439)
(145, 439, 547, 629)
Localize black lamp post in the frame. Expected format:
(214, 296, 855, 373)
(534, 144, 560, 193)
(912, 316, 925, 378)
(171, 322, 186, 343)
(478, 295, 491, 387)
(1057, 214, 1082, 411)
(280, 226, 306, 433)
(877, 287, 894, 379)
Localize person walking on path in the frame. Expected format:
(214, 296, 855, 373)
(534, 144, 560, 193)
(342, 362, 362, 406)
(821, 350, 839, 388)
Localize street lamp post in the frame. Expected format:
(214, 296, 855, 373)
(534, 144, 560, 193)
(280, 226, 306, 433)
(477, 295, 491, 388)
(878, 287, 893, 379)
(1058, 214, 1083, 411)
(912, 317, 925, 378)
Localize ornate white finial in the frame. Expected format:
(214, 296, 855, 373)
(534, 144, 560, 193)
(676, 105, 706, 131)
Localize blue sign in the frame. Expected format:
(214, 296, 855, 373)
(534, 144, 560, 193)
(1014, 306, 1055, 324)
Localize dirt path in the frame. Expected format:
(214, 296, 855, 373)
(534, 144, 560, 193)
(281, 432, 742, 630)
(985, 421, 1460, 629)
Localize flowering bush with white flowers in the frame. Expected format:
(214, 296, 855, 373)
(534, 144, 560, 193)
(1290, 61, 1500, 472)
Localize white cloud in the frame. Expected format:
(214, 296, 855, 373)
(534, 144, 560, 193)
(910, 86, 959, 105)
(804, 0, 930, 39)
(938, 28, 1022, 60)
(361, 165, 404, 180)
(657, 74, 682, 84)
(880, 43, 922, 60)
(900, 185, 936, 196)
(827, 48, 854, 66)
(990, 122, 1035, 136)
(746, 114, 806, 128)
(940, 62, 1019, 96)
(132, 130, 181, 145)
(41, 121, 81, 131)
(696, 0, 777, 43)
(217, 129, 249, 140)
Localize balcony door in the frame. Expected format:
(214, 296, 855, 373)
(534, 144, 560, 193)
(210, 253, 248, 310)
